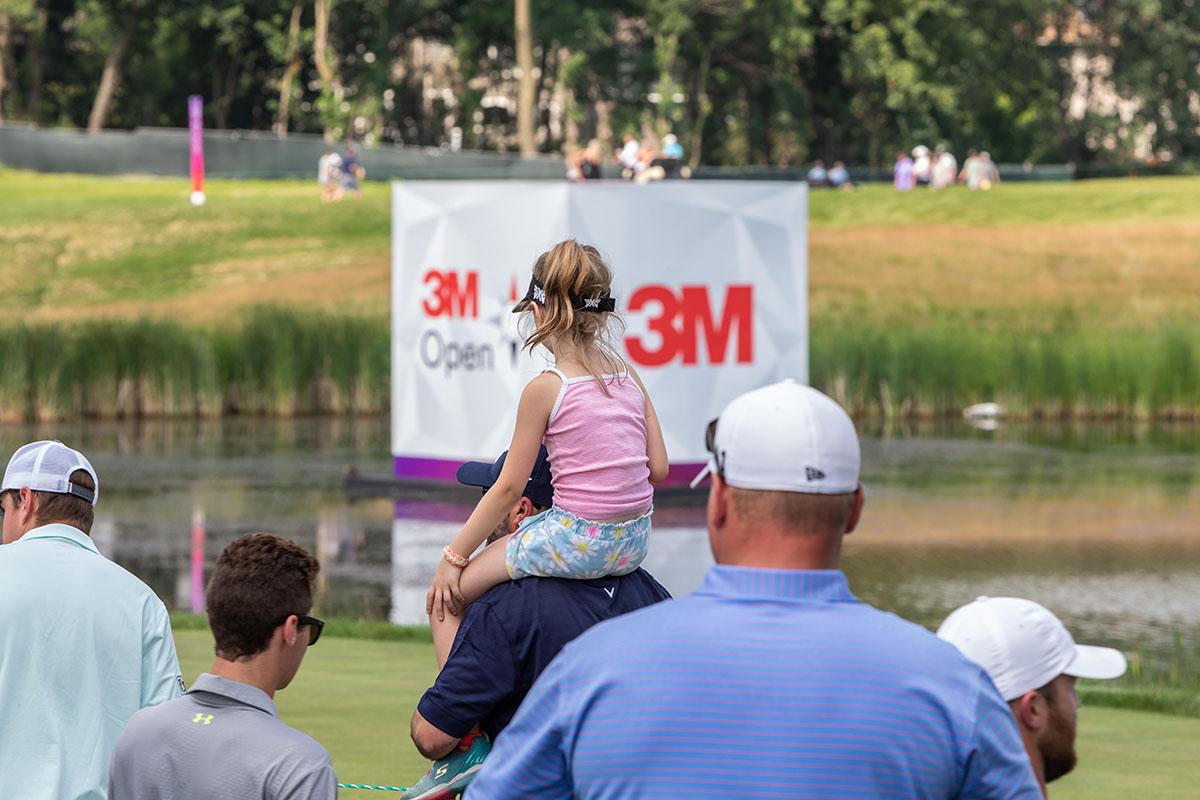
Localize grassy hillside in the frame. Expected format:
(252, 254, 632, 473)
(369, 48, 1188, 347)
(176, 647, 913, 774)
(4, 170, 1200, 328)
(3, 170, 1200, 418)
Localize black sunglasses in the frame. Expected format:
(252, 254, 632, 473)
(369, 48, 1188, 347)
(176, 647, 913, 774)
(704, 417, 725, 479)
(273, 614, 325, 646)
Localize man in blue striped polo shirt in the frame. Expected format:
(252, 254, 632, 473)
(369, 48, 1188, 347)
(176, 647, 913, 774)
(469, 380, 1041, 799)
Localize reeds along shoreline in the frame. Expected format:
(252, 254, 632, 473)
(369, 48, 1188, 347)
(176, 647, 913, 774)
(0, 310, 1196, 421)
(0, 309, 389, 421)
(812, 323, 1200, 422)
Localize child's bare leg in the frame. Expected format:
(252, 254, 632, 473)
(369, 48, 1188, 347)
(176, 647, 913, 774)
(431, 537, 512, 668)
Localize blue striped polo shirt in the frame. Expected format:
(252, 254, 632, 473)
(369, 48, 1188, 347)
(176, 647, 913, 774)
(468, 566, 1041, 799)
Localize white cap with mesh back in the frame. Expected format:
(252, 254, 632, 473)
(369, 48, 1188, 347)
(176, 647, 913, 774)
(2, 440, 100, 505)
(691, 379, 860, 493)
(937, 596, 1127, 701)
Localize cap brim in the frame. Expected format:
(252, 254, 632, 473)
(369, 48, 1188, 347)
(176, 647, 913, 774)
(1065, 644, 1128, 681)
(456, 461, 496, 489)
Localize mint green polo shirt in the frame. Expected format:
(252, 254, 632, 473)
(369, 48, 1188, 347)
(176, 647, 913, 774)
(0, 523, 183, 800)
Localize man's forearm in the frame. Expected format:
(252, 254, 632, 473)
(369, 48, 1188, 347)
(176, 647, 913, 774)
(410, 708, 459, 760)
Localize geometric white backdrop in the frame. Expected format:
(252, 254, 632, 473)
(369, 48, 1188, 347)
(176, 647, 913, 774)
(391, 180, 807, 480)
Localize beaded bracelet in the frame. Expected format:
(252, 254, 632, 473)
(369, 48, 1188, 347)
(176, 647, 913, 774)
(442, 545, 469, 568)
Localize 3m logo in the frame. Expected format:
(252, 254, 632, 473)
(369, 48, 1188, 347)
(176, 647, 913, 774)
(625, 285, 754, 367)
(422, 270, 479, 318)
(192, 713, 214, 726)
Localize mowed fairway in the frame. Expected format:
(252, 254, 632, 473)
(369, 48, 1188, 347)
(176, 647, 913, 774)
(4, 170, 1200, 332)
(174, 630, 1200, 798)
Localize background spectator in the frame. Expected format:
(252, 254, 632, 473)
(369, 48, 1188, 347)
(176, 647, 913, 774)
(806, 159, 828, 187)
(0, 441, 182, 800)
(913, 145, 932, 186)
(894, 150, 915, 191)
(110, 533, 336, 800)
(939, 597, 1127, 797)
(828, 160, 852, 190)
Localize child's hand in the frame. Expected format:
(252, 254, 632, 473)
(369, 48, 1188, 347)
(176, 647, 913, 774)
(426, 558, 466, 622)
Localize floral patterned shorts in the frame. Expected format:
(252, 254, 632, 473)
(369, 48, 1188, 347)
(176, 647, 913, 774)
(504, 505, 652, 581)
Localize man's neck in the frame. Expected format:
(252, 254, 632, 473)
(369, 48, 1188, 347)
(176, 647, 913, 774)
(210, 656, 278, 699)
(715, 526, 842, 571)
(1019, 725, 1049, 798)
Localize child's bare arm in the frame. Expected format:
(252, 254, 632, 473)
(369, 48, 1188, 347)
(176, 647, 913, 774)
(629, 367, 669, 483)
(426, 373, 557, 618)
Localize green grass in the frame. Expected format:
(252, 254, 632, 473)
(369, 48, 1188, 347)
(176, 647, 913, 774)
(172, 629, 1200, 798)
(5, 169, 1200, 417)
(806, 174, 1200, 228)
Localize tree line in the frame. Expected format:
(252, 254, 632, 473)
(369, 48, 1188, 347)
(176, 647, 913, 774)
(0, 0, 1196, 167)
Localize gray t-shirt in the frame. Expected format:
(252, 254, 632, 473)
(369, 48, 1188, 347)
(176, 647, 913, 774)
(109, 673, 337, 799)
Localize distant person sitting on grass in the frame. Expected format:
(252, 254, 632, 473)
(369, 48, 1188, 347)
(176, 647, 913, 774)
(400, 446, 670, 800)
(806, 158, 828, 187)
(341, 144, 364, 199)
(109, 533, 337, 800)
(318, 148, 342, 202)
(938, 596, 1127, 797)
(828, 160, 852, 190)
(960, 149, 985, 190)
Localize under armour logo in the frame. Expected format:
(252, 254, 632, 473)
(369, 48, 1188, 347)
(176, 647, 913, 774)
(583, 297, 602, 309)
(805, 467, 825, 481)
(603, 586, 615, 598)
(192, 713, 214, 726)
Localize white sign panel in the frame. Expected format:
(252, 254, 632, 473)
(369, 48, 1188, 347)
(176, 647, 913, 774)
(391, 181, 808, 482)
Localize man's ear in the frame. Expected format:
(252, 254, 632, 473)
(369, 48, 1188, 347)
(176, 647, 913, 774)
(708, 474, 730, 529)
(513, 496, 536, 524)
(844, 484, 865, 534)
(280, 614, 301, 648)
(1012, 690, 1049, 734)
(18, 486, 38, 527)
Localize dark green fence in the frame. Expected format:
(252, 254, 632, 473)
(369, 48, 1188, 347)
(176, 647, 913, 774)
(7, 124, 1192, 183)
(0, 124, 567, 180)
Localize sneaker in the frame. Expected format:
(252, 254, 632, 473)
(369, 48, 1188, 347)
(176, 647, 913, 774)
(399, 734, 491, 800)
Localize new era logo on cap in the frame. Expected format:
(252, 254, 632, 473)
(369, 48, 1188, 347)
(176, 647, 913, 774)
(805, 467, 825, 481)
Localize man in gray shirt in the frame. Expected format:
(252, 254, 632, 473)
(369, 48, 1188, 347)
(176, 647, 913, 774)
(110, 533, 337, 799)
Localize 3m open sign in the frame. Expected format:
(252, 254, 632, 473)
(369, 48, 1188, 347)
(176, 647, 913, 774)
(625, 285, 754, 367)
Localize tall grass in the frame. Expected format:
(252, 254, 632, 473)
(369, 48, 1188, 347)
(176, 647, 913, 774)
(0, 311, 1196, 420)
(0, 308, 388, 420)
(811, 323, 1200, 420)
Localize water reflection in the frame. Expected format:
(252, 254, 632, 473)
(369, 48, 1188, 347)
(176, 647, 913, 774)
(0, 416, 1194, 677)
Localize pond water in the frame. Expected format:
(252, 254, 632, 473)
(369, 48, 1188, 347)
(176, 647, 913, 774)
(5, 416, 1197, 678)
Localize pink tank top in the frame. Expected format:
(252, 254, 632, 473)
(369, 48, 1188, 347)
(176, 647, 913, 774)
(542, 368, 653, 520)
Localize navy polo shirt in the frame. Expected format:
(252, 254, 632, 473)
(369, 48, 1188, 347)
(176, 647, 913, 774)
(418, 569, 671, 741)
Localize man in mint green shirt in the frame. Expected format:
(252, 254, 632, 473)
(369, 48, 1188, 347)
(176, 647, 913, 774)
(0, 441, 183, 800)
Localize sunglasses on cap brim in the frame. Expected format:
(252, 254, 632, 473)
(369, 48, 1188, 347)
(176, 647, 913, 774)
(689, 417, 724, 488)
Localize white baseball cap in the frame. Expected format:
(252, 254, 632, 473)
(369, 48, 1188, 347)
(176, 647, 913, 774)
(2, 440, 100, 505)
(691, 379, 860, 494)
(937, 596, 1127, 701)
